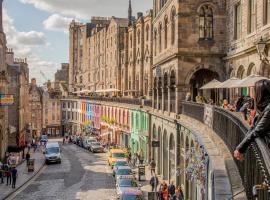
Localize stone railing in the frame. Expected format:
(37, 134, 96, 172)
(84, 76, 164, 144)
(182, 101, 270, 200)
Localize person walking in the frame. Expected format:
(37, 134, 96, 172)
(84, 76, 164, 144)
(234, 80, 270, 161)
(150, 174, 159, 192)
(26, 151, 30, 166)
(5, 166, 11, 186)
(173, 186, 184, 200)
(0, 163, 4, 184)
(150, 158, 156, 175)
(157, 183, 164, 200)
(162, 182, 168, 200)
(11, 167, 18, 189)
(168, 181, 176, 198)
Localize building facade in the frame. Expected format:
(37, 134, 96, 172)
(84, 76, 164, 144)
(7, 50, 29, 147)
(55, 63, 69, 88)
(29, 78, 43, 138)
(225, 0, 270, 85)
(0, 0, 8, 160)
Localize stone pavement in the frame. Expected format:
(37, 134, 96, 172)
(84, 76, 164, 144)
(132, 164, 164, 200)
(0, 148, 45, 200)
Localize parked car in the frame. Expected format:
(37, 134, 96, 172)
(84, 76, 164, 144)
(116, 177, 140, 197)
(107, 149, 127, 168)
(82, 137, 91, 149)
(119, 188, 144, 200)
(114, 166, 133, 180)
(44, 142, 61, 164)
(113, 160, 129, 176)
(89, 141, 104, 153)
(40, 134, 48, 144)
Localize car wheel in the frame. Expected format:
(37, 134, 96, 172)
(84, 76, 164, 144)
(58, 160, 61, 164)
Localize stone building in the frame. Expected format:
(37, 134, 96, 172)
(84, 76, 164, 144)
(126, 10, 153, 98)
(0, 0, 8, 160)
(225, 0, 270, 87)
(69, 1, 153, 99)
(6, 49, 29, 147)
(152, 0, 227, 114)
(43, 81, 68, 137)
(55, 63, 69, 87)
(29, 78, 43, 138)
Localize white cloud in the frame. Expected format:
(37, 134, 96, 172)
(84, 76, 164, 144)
(20, 0, 152, 20)
(3, 9, 58, 84)
(43, 14, 73, 32)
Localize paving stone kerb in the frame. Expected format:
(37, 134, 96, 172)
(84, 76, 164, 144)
(0, 149, 45, 200)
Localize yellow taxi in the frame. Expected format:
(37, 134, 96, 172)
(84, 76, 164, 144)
(107, 149, 127, 167)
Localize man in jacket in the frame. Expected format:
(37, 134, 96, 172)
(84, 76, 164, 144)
(150, 174, 159, 192)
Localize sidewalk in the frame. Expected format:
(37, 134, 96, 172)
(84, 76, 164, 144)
(0, 149, 45, 200)
(131, 164, 164, 200)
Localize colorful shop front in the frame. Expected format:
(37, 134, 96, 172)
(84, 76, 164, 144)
(130, 109, 150, 163)
(100, 104, 130, 148)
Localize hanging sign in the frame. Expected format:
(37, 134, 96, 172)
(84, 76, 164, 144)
(0, 94, 14, 106)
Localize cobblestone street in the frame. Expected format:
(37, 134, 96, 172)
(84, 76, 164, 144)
(11, 142, 116, 200)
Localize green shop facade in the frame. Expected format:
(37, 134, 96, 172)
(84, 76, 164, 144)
(130, 109, 150, 163)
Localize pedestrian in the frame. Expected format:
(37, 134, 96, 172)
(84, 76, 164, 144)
(133, 152, 138, 167)
(11, 167, 18, 189)
(150, 174, 159, 192)
(63, 137, 65, 145)
(5, 166, 11, 186)
(26, 151, 30, 166)
(162, 182, 168, 200)
(234, 80, 270, 161)
(0, 162, 4, 184)
(27, 142, 31, 152)
(150, 158, 156, 175)
(173, 186, 184, 200)
(127, 151, 132, 164)
(168, 181, 176, 198)
(157, 183, 164, 200)
(139, 149, 144, 165)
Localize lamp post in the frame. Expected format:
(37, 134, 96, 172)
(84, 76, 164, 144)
(256, 37, 269, 63)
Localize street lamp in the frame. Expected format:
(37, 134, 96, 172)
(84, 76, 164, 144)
(256, 37, 269, 63)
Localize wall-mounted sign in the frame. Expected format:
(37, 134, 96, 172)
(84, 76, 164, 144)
(0, 94, 14, 106)
(152, 141, 160, 147)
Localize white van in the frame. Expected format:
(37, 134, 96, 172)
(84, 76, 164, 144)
(44, 142, 61, 164)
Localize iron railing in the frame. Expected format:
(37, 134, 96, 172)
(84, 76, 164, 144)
(182, 101, 270, 199)
(182, 101, 204, 123)
(64, 95, 152, 108)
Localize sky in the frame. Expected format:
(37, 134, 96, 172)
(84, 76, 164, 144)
(3, 0, 152, 85)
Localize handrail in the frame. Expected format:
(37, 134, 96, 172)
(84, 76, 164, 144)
(182, 101, 270, 199)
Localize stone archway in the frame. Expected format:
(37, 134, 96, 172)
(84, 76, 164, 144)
(157, 126, 162, 174)
(164, 72, 169, 111)
(169, 133, 176, 182)
(163, 130, 168, 180)
(170, 70, 176, 112)
(259, 63, 270, 77)
(189, 68, 219, 101)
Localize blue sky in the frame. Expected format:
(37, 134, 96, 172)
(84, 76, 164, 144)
(3, 0, 152, 85)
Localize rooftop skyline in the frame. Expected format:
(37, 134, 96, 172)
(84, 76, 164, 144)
(3, 0, 152, 85)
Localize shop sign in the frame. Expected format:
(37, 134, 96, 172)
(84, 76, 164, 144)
(152, 141, 160, 147)
(138, 165, 146, 181)
(0, 94, 14, 106)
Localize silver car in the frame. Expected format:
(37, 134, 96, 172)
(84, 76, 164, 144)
(116, 177, 140, 196)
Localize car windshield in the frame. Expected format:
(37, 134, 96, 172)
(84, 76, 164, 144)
(112, 153, 125, 158)
(92, 142, 101, 146)
(116, 169, 131, 175)
(119, 179, 138, 187)
(115, 161, 128, 166)
(46, 147, 60, 154)
(41, 135, 48, 140)
(122, 195, 143, 200)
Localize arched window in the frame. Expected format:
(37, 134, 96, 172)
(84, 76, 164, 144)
(199, 5, 214, 40)
(146, 25, 149, 41)
(171, 7, 176, 45)
(159, 23, 162, 53)
(164, 16, 168, 49)
(137, 29, 141, 44)
(154, 29, 157, 56)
